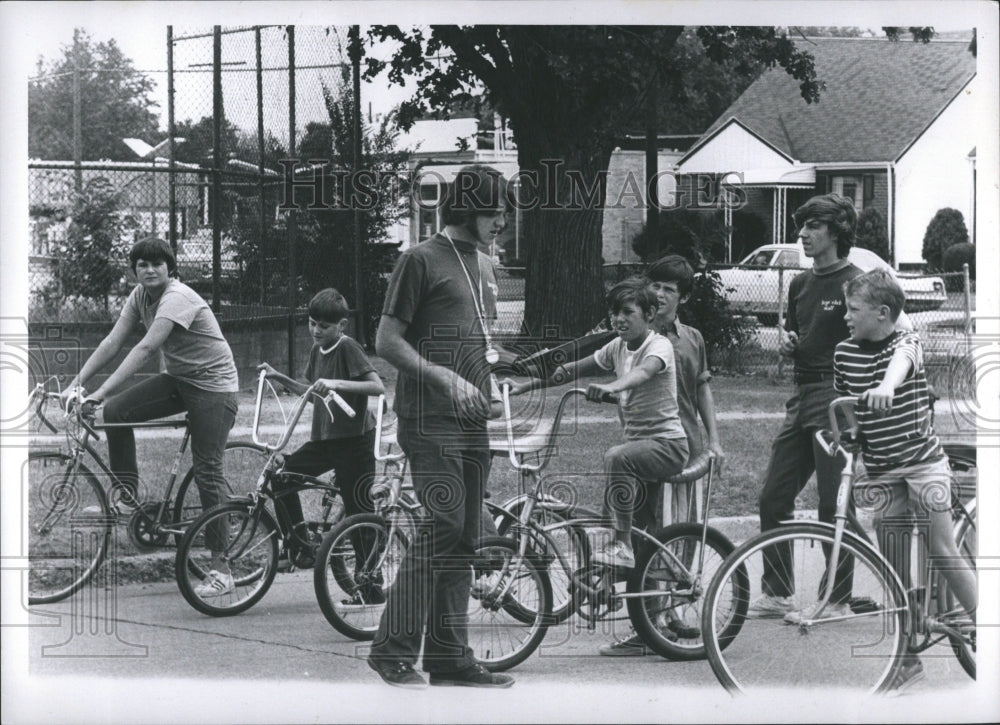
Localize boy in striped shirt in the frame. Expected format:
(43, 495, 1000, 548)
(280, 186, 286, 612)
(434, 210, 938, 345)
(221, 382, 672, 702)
(833, 269, 976, 691)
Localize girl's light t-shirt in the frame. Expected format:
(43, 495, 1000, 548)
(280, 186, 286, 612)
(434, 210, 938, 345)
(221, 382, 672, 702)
(593, 331, 686, 442)
(120, 279, 239, 392)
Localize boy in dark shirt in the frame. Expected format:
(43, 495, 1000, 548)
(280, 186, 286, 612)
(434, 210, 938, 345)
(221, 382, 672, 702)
(259, 289, 384, 572)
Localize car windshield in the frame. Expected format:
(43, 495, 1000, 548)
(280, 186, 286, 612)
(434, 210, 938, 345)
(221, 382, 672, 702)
(775, 250, 800, 267)
(743, 250, 774, 267)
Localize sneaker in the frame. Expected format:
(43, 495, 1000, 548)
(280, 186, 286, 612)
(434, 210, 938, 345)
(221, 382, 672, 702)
(367, 658, 428, 690)
(666, 618, 701, 640)
(884, 658, 925, 696)
(599, 633, 651, 657)
(747, 593, 795, 619)
(194, 570, 235, 598)
(783, 600, 851, 625)
(592, 540, 635, 568)
(81, 500, 136, 518)
(429, 663, 514, 689)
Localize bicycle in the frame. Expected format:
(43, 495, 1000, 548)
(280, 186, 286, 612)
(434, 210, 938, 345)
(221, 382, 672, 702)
(701, 396, 977, 694)
(174, 369, 354, 616)
(464, 386, 746, 671)
(313, 394, 421, 640)
(25, 379, 267, 604)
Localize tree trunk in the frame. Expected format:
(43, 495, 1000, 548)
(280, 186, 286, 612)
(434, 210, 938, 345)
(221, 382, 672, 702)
(520, 149, 610, 339)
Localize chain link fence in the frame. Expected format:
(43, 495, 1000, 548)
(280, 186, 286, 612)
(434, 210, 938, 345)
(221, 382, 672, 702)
(28, 25, 408, 383)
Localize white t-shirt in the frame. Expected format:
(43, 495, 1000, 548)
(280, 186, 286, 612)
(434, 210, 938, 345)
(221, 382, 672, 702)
(593, 331, 685, 442)
(120, 279, 238, 392)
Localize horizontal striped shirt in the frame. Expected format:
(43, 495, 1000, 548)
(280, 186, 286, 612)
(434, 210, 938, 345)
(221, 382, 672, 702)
(833, 331, 942, 471)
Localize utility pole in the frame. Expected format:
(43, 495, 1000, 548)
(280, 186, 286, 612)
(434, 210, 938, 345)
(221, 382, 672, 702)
(349, 25, 367, 347)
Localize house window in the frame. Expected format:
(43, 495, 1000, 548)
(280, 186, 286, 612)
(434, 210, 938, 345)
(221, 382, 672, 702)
(832, 176, 863, 209)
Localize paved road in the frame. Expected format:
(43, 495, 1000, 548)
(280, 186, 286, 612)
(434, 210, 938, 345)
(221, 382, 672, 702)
(9, 571, 989, 724)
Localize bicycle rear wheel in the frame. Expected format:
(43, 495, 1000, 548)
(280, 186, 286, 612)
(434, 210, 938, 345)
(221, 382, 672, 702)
(27, 451, 111, 604)
(470, 536, 552, 672)
(175, 501, 279, 616)
(172, 442, 270, 540)
(314, 513, 407, 641)
(628, 523, 745, 661)
(938, 497, 976, 679)
(702, 523, 908, 695)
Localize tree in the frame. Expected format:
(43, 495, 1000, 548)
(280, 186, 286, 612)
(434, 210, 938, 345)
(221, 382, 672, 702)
(922, 208, 969, 271)
(29, 29, 160, 161)
(238, 65, 407, 341)
(855, 207, 890, 262)
(58, 177, 138, 311)
(364, 26, 826, 337)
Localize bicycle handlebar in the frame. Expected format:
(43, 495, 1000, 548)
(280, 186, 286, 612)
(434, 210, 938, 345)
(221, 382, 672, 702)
(374, 394, 406, 463)
(252, 368, 356, 452)
(501, 385, 618, 473)
(814, 396, 861, 458)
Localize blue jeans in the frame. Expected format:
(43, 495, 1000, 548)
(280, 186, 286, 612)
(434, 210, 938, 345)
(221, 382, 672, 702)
(370, 415, 490, 674)
(103, 374, 238, 551)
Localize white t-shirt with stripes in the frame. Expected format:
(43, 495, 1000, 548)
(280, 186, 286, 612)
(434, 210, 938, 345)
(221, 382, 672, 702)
(833, 331, 942, 471)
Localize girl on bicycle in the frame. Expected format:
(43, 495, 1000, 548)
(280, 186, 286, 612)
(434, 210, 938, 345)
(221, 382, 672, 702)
(60, 236, 239, 597)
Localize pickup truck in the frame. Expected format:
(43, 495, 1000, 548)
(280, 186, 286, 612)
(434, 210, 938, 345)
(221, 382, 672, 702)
(716, 243, 947, 325)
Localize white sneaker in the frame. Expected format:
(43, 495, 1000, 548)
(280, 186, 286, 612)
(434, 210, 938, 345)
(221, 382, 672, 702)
(592, 541, 635, 568)
(194, 570, 235, 598)
(783, 600, 851, 625)
(747, 593, 795, 618)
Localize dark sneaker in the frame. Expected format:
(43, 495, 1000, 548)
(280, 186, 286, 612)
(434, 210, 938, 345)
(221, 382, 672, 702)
(885, 659, 925, 697)
(666, 618, 700, 639)
(367, 658, 427, 690)
(429, 663, 514, 688)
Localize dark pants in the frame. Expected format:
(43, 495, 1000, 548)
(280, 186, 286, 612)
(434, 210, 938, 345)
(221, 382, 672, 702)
(604, 437, 688, 535)
(758, 381, 854, 602)
(370, 415, 490, 674)
(103, 374, 237, 551)
(272, 431, 376, 557)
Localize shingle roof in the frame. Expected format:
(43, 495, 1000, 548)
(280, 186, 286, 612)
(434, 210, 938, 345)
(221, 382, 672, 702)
(700, 38, 976, 163)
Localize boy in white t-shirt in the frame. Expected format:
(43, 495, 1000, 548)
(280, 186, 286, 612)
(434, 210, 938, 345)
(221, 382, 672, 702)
(508, 277, 688, 567)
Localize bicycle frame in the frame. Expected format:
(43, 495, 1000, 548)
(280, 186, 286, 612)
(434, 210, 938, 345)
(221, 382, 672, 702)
(32, 385, 196, 535)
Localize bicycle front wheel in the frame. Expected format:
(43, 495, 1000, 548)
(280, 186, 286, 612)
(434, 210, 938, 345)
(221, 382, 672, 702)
(27, 451, 111, 604)
(314, 513, 408, 641)
(172, 442, 270, 539)
(470, 536, 552, 672)
(175, 501, 280, 616)
(702, 523, 908, 695)
(627, 523, 745, 661)
(939, 497, 976, 679)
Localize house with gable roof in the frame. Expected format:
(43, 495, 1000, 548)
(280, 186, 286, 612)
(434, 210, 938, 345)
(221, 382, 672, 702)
(673, 37, 978, 267)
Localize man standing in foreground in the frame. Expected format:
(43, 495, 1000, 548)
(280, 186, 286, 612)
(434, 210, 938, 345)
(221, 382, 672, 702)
(367, 165, 514, 689)
(750, 193, 864, 619)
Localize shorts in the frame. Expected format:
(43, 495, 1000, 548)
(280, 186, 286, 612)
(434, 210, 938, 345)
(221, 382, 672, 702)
(854, 456, 953, 519)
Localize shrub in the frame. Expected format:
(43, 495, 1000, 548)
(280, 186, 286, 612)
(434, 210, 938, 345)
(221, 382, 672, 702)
(57, 177, 138, 312)
(941, 242, 975, 277)
(855, 207, 891, 262)
(921, 208, 969, 271)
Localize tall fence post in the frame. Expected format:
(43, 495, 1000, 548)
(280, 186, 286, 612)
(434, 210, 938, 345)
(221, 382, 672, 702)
(211, 26, 223, 314)
(286, 25, 297, 377)
(962, 262, 972, 349)
(167, 26, 177, 255)
(350, 25, 367, 348)
(777, 266, 785, 375)
(256, 27, 266, 309)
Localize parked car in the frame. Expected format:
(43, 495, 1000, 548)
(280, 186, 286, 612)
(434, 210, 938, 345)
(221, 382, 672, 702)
(716, 243, 947, 325)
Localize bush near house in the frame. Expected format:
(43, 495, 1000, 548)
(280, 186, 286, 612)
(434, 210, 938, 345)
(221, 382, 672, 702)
(921, 207, 969, 271)
(941, 241, 975, 292)
(855, 207, 891, 262)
